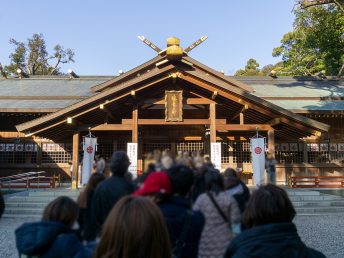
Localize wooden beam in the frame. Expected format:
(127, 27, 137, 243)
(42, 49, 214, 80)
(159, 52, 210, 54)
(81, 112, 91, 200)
(180, 74, 248, 107)
(210, 103, 216, 143)
(99, 105, 116, 122)
(89, 124, 132, 131)
(132, 105, 138, 143)
(121, 119, 226, 125)
(20, 74, 171, 136)
(229, 105, 249, 122)
(181, 74, 326, 134)
(187, 98, 215, 105)
(152, 98, 215, 105)
(240, 112, 244, 125)
(72, 132, 79, 189)
(0, 132, 26, 138)
(211, 91, 218, 100)
(216, 124, 273, 131)
(267, 117, 281, 126)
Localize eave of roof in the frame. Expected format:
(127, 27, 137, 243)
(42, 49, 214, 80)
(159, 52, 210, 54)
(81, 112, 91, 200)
(90, 55, 165, 92)
(16, 64, 176, 132)
(183, 70, 330, 132)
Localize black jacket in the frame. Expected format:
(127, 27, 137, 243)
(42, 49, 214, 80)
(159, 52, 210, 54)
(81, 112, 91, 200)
(225, 223, 326, 258)
(159, 196, 205, 258)
(91, 175, 134, 232)
(0, 190, 4, 218)
(78, 191, 96, 242)
(15, 221, 91, 258)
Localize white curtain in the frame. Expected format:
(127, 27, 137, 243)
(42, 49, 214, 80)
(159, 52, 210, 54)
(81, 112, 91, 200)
(81, 137, 97, 185)
(250, 138, 265, 187)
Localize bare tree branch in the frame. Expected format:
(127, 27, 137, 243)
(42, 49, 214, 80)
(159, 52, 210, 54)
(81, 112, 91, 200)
(299, 0, 344, 13)
(338, 63, 344, 77)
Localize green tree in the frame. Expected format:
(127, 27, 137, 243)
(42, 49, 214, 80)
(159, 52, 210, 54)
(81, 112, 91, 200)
(273, 5, 344, 76)
(235, 58, 261, 76)
(4, 33, 75, 76)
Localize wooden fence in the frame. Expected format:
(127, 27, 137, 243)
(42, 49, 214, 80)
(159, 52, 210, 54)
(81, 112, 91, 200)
(290, 176, 344, 188)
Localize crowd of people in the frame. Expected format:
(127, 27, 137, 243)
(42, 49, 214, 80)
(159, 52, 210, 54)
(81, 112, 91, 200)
(14, 150, 326, 258)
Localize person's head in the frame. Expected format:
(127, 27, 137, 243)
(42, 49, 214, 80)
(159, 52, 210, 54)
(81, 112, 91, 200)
(42, 196, 79, 228)
(95, 154, 100, 161)
(78, 173, 105, 208)
(223, 168, 238, 178)
(110, 151, 130, 176)
(204, 168, 224, 194)
(94, 196, 171, 258)
(133, 172, 172, 203)
(161, 155, 174, 170)
(242, 184, 296, 229)
(223, 168, 240, 189)
(167, 164, 194, 197)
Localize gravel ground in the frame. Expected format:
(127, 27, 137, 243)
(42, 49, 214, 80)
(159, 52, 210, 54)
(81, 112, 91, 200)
(294, 214, 344, 258)
(1, 215, 343, 258)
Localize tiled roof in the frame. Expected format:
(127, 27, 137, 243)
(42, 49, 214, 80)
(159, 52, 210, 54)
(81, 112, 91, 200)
(0, 76, 111, 111)
(0, 75, 343, 112)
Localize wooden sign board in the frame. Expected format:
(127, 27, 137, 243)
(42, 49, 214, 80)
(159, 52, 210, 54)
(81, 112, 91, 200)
(165, 91, 183, 122)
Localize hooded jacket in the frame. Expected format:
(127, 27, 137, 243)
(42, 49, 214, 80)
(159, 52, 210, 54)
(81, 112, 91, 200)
(225, 223, 326, 258)
(15, 221, 91, 258)
(159, 196, 204, 258)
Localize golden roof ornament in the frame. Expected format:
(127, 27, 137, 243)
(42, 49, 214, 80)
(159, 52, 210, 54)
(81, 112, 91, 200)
(137, 35, 208, 58)
(166, 37, 183, 60)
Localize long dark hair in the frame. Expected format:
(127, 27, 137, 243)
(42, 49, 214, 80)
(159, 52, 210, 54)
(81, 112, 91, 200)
(42, 196, 79, 228)
(204, 168, 224, 195)
(242, 184, 296, 229)
(77, 173, 105, 208)
(94, 196, 171, 258)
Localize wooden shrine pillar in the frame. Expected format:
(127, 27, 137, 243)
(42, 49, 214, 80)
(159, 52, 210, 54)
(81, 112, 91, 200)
(132, 105, 138, 143)
(72, 131, 80, 189)
(132, 104, 142, 174)
(210, 103, 216, 143)
(240, 112, 244, 125)
(267, 129, 275, 158)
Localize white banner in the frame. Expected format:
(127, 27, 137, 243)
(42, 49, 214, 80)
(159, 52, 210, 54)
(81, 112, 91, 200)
(127, 143, 138, 179)
(250, 138, 265, 187)
(211, 142, 222, 170)
(81, 137, 97, 185)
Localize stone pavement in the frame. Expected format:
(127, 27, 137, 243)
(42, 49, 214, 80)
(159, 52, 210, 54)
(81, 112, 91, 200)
(1, 214, 343, 258)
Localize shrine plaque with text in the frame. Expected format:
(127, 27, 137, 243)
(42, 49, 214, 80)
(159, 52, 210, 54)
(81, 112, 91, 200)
(165, 91, 183, 121)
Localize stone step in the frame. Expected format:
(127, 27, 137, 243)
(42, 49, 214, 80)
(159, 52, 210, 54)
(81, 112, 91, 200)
(2, 213, 41, 219)
(28, 190, 79, 197)
(4, 207, 44, 215)
(287, 190, 321, 196)
(6, 196, 77, 203)
(6, 202, 48, 208)
(289, 195, 341, 201)
(295, 206, 344, 214)
(292, 200, 344, 207)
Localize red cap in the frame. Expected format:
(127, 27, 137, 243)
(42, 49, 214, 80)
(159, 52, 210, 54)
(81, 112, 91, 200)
(134, 172, 172, 196)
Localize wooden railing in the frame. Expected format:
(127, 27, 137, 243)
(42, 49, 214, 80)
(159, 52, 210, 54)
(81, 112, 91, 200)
(0, 171, 59, 189)
(290, 176, 344, 188)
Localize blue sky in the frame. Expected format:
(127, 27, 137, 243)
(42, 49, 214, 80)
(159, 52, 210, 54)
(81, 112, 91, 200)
(0, 0, 296, 75)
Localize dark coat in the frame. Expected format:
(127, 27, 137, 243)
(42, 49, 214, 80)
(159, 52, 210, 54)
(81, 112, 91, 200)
(15, 221, 92, 258)
(78, 191, 96, 242)
(226, 181, 250, 214)
(225, 223, 326, 258)
(91, 175, 134, 231)
(159, 196, 205, 258)
(0, 190, 4, 218)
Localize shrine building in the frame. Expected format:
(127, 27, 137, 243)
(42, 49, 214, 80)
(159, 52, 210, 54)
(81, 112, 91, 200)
(1, 37, 344, 185)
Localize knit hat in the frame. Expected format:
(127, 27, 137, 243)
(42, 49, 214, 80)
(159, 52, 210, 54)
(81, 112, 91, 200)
(134, 172, 172, 196)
